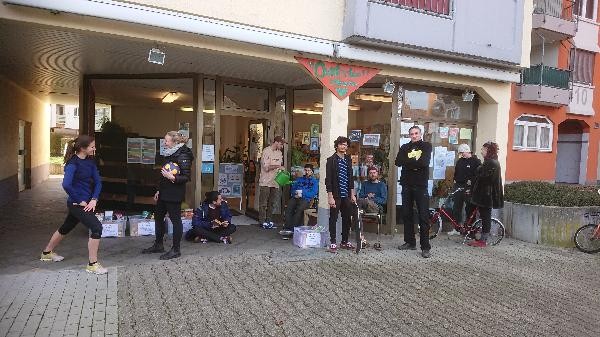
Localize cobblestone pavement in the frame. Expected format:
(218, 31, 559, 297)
(1, 178, 600, 337)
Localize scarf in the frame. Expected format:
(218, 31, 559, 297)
(163, 142, 184, 157)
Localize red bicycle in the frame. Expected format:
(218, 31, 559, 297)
(426, 188, 505, 246)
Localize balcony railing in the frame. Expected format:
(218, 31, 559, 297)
(521, 64, 571, 89)
(375, 0, 451, 16)
(533, 0, 575, 21)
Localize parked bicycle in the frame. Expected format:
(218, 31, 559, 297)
(573, 189, 600, 254)
(427, 188, 505, 246)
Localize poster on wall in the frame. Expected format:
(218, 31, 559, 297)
(310, 124, 320, 138)
(400, 122, 414, 135)
(459, 128, 472, 140)
(362, 134, 380, 147)
(439, 127, 449, 139)
(178, 122, 190, 139)
(349, 130, 362, 142)
(448, 128, 459, 144)
(201, 162, 214, 174)
(141, 139, 156, 165)
(310, 137, 319, 151)
(202, 145, 215, 162)
(218, 163, 243, 198)
(302, 132, 310, 145)
(127, 138, 143, 164)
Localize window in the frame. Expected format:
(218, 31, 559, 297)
(73, 108, 78, 117)
(513, 115, 553, 151)
(572, 49, 595, 85)
(56, 105, 64, 115)
(574, 0, 596, 20)
(377, 0, 451, 16)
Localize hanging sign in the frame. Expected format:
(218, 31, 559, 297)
(295, 57, 380, 100)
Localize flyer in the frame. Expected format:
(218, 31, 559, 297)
(448, 128, 459, 144)
(362, 134, 380, 147)
(400, 122, 414, 135)
(445, 151, 456, 166)
(460, 128, 472, 140)
(141, 138, 156, 165)
(439, 127, 449, 139)
(202, 144, 215, 162)
(127, 138, 142, 164)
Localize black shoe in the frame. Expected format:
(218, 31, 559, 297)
(421, 250, 431, 258)
(159, 248, 181, 260)
(398, 243, 417, 250)
(141, 242, 164, 254)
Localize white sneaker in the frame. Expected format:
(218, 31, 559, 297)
(40, 251, 64, 262)
(448, 229, 461, 236)
(262, 222, 269, 228)
(86, 263, 108, 275)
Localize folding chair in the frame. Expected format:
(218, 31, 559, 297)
(361, 205, 385, 250)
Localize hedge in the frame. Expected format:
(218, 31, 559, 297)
(504, 181, 600, 207)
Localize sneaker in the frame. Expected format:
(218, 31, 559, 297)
(398, 243, 417, 250)
(467, 240, 487, 248)
(221, 236, 232, 244)
(40, 251, 64, 262)
(279, 230, 294, 236)
(448, 229, 461, 236)
(200, 238, 208, 243)
(340, 242, 355, 250)
(328, 243, 338, 253)
(262, 222, 274, 229)
(421, 250, 431, 258)
(86, 263, 108, 275)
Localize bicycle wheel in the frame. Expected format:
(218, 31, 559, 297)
(472, 218, 505, 246)
(574, 224, 600, 254)
(428, 209, 443, 240)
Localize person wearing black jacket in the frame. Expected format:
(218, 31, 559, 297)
(325, 136, 356, 253)
(395, 126, 433, 258)
(468, 141, 504, 248)
(142, 131, 194, 260)
(452, 144, 481, 226)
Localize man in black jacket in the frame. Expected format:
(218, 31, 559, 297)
(395, 126, 433, 258)
(325, 136, 356, 253)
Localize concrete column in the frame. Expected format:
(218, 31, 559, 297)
(317, 88, 349, 232)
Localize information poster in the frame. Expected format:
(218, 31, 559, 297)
(218, 163, 243, 198)
(459, 128, 472, 140)
(448, 128, 459, 144)
(141, 139, 156, 165)
(127, 138, 142, 164)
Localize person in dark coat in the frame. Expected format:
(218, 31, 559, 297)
(325, 136, 356, 252)
(451, 144, 481, 228)
(186, 191, 236, 244)
(142, 131, 194, 259)
(468, 141, 504, 247)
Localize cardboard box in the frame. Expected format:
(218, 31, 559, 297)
(98, 219, 126, 238)
(293, 226, 328, 248)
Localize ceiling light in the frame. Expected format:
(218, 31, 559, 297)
(355, 94, 392, 103)
(383, 80, 396, 94)
(180, 106, 193, 112)
(203, 109, 215, 114)
(348, 105, 361, 111)
(148, 48, 166, 65)
(293, 109, 322, 115)
(314, 102, 324, 108)
(162, 92, 179, 103)
(462, 89, 475, 102)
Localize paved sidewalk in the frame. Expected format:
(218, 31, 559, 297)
(1, 178, 600, 337)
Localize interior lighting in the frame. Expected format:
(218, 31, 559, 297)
(355, 94, 392, 103)
(293, 109, 322, 115)
(314, 102, 360, 111)
(180, 106, 193, 112)
(162, 92, 179, 103)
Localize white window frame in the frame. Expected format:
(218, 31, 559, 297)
(513, 114, 554, 152)
(574, 0, 598, 21)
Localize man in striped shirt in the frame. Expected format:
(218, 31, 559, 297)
(325, 136, 356, 253)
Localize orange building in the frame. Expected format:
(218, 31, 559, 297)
(506, 0, 600, 184)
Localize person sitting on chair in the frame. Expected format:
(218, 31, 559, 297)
(281, 164, 318, 234)
(186, 191, 236, 244)
(357, 166, 387, 214)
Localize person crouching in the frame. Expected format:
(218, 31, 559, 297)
(186, 191, 236, 244)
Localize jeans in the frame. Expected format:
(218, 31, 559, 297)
(259, 186, 279, 223)
(401, 185, 431, 250)
(284, 198, 310, 229)
(58, 204, 103, 239)
(155, 199, 182, 250)
(329, 197, 353, 244)
(185, 224, 237, 242)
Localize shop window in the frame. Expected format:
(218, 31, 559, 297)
(223, 83, 269, 112)
(402, 90, 475, 121)
(572, 49, 595, 86)
(513, 115, 553, 152)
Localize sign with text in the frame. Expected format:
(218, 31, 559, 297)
(569, 84, 594, 116)
(295, 57, 380, 100)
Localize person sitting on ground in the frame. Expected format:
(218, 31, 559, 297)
(280, 164, 318, 234)
(357, 166, 388, 214)
(186, 191, 236, 244)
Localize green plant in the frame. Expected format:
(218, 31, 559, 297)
(220, 144, 247, 163)
(372, 148, 390, 178)
(290, 147, 308, 167)
(432, 179, 453, 197)
(504, 181, 600, 207)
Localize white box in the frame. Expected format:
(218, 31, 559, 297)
(293, 226, 328, 248)
(166, 217, 193, 234)
(129, 218, 157, 236)
(98, 219, 125, 238)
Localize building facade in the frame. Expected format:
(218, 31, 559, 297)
(0, 0, 533, 231)
(507, 0, 600, 184)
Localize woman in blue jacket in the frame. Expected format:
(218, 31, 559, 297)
(40, 135, 107, 275)
(186, 191, 236, 244)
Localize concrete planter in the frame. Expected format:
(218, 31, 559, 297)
(502, 202, 600, 248)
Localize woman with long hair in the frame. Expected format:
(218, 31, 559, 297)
(468, 141, 504, 247)
(142, 131, 194, 259)
(40, 135, 107, 274)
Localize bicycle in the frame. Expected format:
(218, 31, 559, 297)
(427, 188, 505, 246)
(573, 189, 600, 254)
(353, 203, 364, 254)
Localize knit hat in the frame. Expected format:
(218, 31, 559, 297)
(457, 144, 471, 153)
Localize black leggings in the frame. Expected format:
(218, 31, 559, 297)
(58, 204, 103, 239)
(154, 199, 182, 250)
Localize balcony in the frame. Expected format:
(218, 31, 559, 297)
(374, 0, 451, 16)
(532, 0, 577, 41)
(516, 64, 571, 107)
